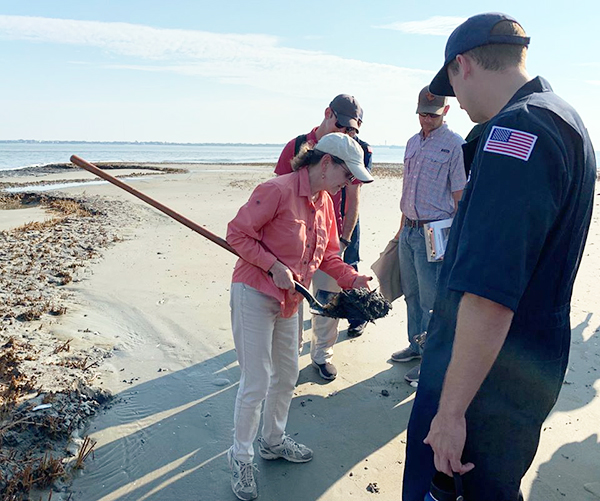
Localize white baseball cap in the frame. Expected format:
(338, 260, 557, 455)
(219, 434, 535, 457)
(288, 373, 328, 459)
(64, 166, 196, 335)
(314, 133, 374, 183)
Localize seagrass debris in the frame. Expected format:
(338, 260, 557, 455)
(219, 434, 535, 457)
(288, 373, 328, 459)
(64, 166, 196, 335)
(321, 289, 392, 322)
(0, 193, 124, 323)
(0, 387, 110, 498)
(0, 163, 185, 191)
(0, 191, 135, 500)
(53, 339, 72, 355)
(0, 337, 36, 418)
(0, 452, 65, 499)
(74, 436, 97, 470)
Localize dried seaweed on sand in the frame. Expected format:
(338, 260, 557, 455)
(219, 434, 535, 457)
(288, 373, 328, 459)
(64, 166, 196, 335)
(321, 288, 391, 322)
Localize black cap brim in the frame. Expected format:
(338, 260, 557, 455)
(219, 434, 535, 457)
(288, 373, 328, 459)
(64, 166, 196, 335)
(335, 114, 360, 130)
(429, 64, 455, 97)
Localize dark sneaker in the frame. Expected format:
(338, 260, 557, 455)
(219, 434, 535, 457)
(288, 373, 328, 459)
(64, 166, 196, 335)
(311, 361, 337, 380)
(347, 321, 367, 338)
(227, 446, 258, 500)
(391, 347, 421, 363)
(404, 364, 420, 384)
(258, 435, 313, 463)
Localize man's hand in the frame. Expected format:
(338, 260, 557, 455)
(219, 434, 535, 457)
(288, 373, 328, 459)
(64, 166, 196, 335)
(423, 293, 513, 478)
(268, 261, 294, 290)
(352, 274, 372, 289)
(423, 412, 475, 477)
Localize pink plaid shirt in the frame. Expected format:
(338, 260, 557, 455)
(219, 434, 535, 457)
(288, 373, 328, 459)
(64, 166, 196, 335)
(400, 123, 466, 221)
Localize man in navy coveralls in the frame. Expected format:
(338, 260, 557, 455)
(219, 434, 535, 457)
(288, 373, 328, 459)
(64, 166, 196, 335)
(403, 13, 596, 501)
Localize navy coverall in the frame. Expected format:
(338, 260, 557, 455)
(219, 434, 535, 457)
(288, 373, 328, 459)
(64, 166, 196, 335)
(403, 77, 596, 501)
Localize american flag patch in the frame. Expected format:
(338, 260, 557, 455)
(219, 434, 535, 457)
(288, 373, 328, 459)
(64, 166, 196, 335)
(483, 126, 538, 161)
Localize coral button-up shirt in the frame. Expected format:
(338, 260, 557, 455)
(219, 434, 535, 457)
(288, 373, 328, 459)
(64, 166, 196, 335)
(227, 168, 358, 317)
(274, 126, 365, 235)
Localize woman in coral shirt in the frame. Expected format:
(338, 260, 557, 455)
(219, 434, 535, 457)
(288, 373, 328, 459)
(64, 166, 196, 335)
(225, 133, 373, 500)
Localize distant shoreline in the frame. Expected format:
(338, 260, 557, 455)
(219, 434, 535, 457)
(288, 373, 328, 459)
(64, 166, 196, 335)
(0, 161, 404, 177)
(0, 163, 405, 194)
(0, 139, 406, 148)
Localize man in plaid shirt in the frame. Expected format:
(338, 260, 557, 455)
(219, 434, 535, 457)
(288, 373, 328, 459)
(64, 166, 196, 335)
(391, 86, 466, 384)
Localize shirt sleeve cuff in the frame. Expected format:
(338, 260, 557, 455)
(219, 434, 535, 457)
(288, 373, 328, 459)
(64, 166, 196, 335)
(336, 269, 359, 289)
(257, 253, 278, 274)
(448, 279, 519, 312)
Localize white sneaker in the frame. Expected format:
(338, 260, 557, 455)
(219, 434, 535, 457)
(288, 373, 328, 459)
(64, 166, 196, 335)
(227, 446, 258, 500)
(258, 435, 313, 463)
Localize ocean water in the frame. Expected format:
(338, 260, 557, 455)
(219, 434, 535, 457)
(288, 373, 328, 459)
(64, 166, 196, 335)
(0, 142, 406, 171)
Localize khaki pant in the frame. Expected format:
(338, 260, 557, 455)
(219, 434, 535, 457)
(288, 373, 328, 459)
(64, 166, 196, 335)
(230, 283, 299, 461)
(310, 269, 341, 365)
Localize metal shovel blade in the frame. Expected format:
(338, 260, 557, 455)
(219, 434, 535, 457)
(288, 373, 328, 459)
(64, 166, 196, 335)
(293, 281, 328, 316)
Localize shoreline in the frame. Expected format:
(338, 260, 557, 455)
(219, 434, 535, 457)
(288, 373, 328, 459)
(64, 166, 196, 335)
(0, 163, 406, 195)
(0, 160, 404, 173)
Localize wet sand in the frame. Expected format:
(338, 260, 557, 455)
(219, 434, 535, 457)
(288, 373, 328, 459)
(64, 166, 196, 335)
(1, 163, 599, 500)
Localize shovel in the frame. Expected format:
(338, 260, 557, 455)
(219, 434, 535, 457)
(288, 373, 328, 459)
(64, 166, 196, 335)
(69, 155, 328, 315)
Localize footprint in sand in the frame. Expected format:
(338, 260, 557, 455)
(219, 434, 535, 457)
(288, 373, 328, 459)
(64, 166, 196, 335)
(213, 378, 231, 387)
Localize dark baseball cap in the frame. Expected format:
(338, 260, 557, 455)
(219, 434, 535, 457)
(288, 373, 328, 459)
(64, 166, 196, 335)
(329, 94, 363, 129)
(429, 12, 530, 96)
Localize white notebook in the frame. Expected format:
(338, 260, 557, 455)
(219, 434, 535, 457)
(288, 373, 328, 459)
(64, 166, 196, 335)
(424, 218, 453, 262)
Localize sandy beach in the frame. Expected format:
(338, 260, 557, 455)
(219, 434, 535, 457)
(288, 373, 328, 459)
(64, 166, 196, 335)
(1, 163, 599, 501)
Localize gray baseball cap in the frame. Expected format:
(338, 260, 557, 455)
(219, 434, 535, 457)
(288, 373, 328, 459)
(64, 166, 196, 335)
(416, 86, 447, 114)
(315, 133, 373, 183)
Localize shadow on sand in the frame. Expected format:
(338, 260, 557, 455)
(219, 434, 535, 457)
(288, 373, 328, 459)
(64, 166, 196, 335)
(68, 311, 600, 500)
(68, 332, 416, 501)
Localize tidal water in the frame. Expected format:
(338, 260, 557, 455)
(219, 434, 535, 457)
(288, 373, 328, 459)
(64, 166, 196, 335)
(0, 142, 405, 171)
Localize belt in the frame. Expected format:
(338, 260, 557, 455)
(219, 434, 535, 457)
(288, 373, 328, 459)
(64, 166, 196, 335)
(405, 218, 433, 228)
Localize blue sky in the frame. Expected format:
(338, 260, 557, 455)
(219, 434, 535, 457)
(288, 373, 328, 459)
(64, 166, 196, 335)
(0, 0, 599, 147)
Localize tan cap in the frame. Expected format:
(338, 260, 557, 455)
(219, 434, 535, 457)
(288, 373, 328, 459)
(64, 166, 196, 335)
(416, 86, 448, 115)
(315, 133, 373, 183)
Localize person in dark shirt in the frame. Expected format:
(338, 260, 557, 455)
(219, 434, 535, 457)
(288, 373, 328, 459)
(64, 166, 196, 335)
(403, 13, 596, 501)
(275, 94, 373, 380)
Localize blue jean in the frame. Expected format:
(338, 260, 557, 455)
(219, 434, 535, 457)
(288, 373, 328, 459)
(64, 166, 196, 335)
(343, 218, 360, 269)
(398, 225, 442, 353)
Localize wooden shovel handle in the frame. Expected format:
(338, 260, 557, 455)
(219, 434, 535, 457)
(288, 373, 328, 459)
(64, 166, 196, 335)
(69, 155, 325, 307)
(69, 155, 238, 257)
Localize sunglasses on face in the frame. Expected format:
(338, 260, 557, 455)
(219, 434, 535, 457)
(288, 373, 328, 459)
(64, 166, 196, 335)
(332, 110, 359, 136)
(418, 112, 442, 118)
(335, 122, 359, 136)
(339, 163, 356, 182)
(329, 154, 355, 182)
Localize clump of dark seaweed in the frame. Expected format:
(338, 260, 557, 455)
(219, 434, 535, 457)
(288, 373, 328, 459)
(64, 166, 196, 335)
(322, 288, 391, 322)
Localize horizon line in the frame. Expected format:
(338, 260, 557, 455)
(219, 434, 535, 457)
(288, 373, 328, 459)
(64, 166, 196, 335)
(0, 139, 405, 148)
